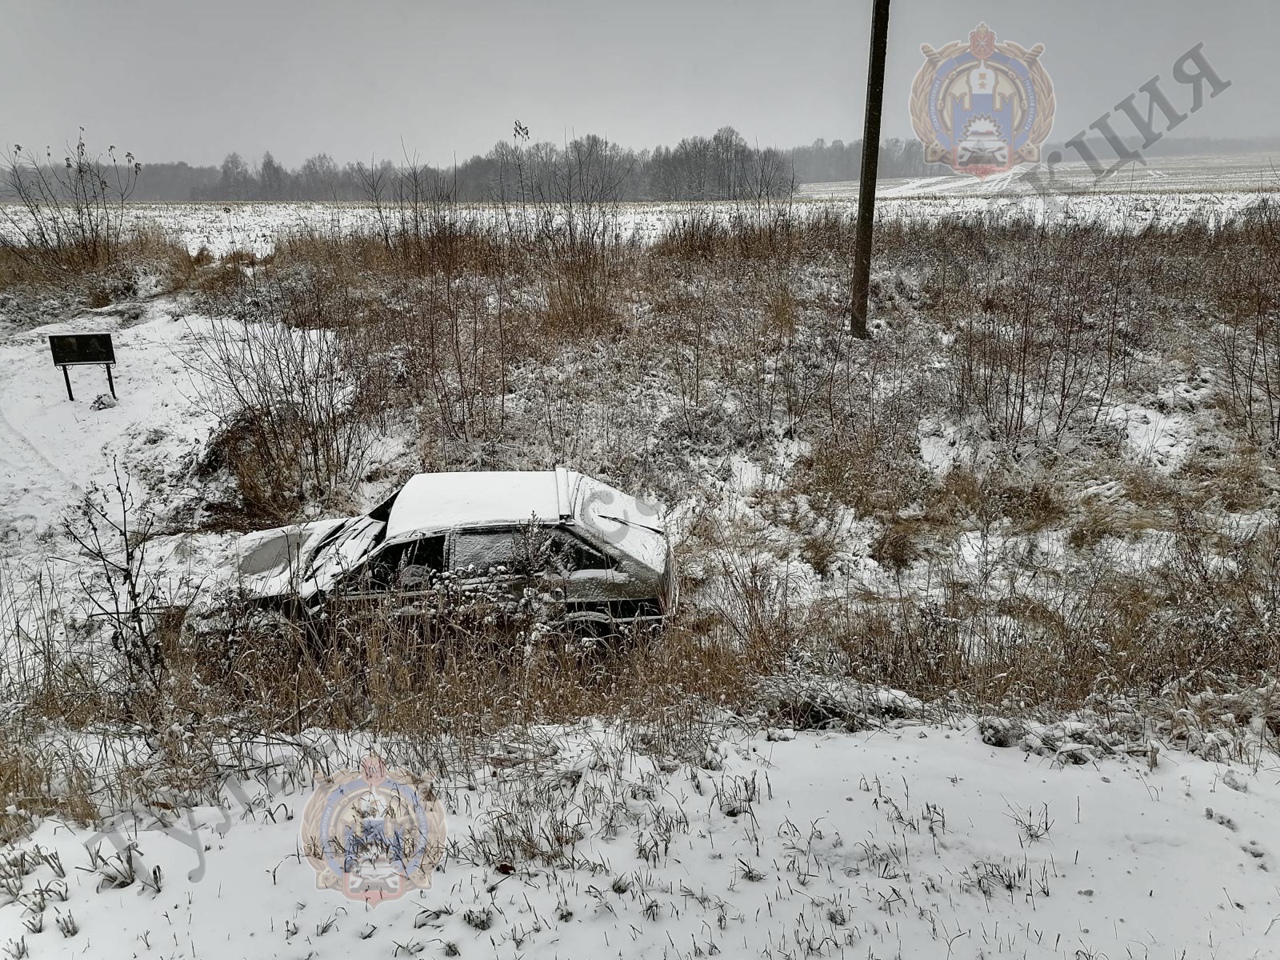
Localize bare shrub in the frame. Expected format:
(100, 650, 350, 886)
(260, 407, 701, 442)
(1215, 312, 1280, 451)
(0, 132, 144, 283)
(60, 467, 165, 709)
(950, 233, 1128, 442)
(188, 274, 381, 524)
(1212, 212, 1280, 452)
(524, 135, 632, 337)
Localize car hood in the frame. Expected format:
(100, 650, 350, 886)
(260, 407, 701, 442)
(236, 515, 384, 601)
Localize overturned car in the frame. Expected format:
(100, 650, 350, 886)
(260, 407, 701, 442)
(234, 468, 676, 632)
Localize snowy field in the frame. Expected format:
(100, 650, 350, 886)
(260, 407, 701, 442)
(3, 155, 1275, 260)
(800, 152, 1280, 199)
(2, 166, 1280, 959)
(126, 189, 1270, 259)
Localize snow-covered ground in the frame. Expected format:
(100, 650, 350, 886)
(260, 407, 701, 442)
(0, 305, 239, 668)
(800, 153, 1280, 199)
(0, 305, 213, 542)
(2, 721, 1277, 960)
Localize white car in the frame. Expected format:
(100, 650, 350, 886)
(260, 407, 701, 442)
(235, 468, 676, 631)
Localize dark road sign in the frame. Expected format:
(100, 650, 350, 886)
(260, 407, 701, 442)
(49, 333, 116, 367)
(49, 333, 117, 402)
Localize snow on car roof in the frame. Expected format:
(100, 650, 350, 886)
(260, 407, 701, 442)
(384, 470, 566, 543)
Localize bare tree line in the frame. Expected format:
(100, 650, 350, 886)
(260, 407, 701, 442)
(12, 127, 1274, 206)
(51, 127, 948, 203)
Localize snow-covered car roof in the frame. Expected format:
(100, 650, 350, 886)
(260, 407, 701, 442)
(384, 470, 566, 543)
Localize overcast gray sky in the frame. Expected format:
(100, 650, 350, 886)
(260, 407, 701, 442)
(0, 0, 1272, 168)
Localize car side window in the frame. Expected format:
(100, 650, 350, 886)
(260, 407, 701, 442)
(402, 536, 445, 571)
(549, 530, 612, 573)
(397, 535, 445, 588)
(450, 526, 612, 576)
(367, 535, 445, 589)
(452, 529, 517, 575)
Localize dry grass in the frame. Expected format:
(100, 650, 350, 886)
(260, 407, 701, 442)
(0, 223, 196, 330)
(1177, 445, 1275, 512)
(822, 515, 1280, 710)
(0, 729, 96, 843)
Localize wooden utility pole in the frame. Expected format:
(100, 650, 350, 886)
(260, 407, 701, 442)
(851, 0, 892, 338)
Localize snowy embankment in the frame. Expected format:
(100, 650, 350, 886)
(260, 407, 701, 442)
(0, 304, 211, 542)
(0, 304, 237, 662)
(0, 722, 1277, 960)
(2, 299, 1276, 956)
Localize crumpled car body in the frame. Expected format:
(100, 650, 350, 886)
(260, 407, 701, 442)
(234, 468, 676, 629)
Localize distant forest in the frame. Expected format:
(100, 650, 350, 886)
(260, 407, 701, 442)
(48, 129, 1280, 203)
(119, 127, 938, 202)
